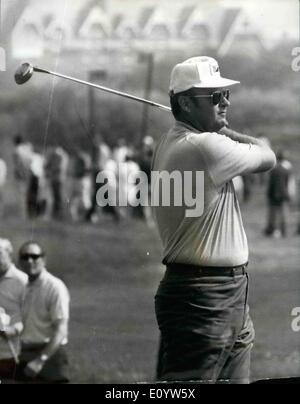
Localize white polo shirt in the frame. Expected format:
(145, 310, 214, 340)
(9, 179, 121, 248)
(0, 265, 28, 359)
(22, 270, 70, 346)
(152, 121, 266, 267)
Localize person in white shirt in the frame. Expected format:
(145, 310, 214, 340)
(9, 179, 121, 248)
(27, 151, 48, 219)
(113, 138, 129, 164)
(0, 239, 27, 381)
(153, 56, 276, 384)
(13, 135, 34, 219)
(86, 134, 111, 222)
(17, 241, 70, 383)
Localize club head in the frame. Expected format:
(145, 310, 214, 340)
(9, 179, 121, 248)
(15, 62, 34, 85)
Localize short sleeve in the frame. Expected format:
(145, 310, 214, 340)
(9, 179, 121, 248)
(49, 282, 70, 322)
(188, 132, 264, 188)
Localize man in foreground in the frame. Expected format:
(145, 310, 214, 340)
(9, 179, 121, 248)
(17, 241, 70, 383)
(152, 56, 276, 384)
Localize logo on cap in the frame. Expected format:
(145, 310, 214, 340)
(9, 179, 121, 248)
(169, 56, 240, 94)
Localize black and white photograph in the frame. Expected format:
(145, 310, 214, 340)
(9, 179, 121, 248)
(0, 0, 299, 386)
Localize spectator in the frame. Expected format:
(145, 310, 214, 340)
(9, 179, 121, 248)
(70, 150, 92, 221)
(27, 151, 47, 219)
(138, 137, 155, 227)
(100, 158, 120, 222)
(17, 242, 70, 384)
(264, 150, 293, 238)
(12, 135, 33, 219)
(113, 138, 129, 164)
(45, 147, 69, 220)
(86, 134, 111, 222)
(119, 151, 140, 218)
(0, 239, 27, 382)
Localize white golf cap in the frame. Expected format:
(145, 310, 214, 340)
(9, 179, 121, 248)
(169, 56, 240, 94)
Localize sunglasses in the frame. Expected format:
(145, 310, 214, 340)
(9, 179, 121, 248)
(189, 90, 230, 106)
(20, 253, 43, 261)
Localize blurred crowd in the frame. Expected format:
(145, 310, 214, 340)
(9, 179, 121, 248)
(0, 133, 155, 227)
(0, 133, 299, 237)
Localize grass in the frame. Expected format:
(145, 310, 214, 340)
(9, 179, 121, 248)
(0, 181, 300, 383)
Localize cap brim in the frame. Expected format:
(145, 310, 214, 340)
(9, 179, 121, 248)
(193, 76, 240, 88)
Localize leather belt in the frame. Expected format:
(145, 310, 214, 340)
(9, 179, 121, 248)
(166, 262, 248, 277)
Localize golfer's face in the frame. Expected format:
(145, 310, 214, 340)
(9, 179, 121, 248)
(188, 88, 230, 132)
(19, 244, 45, 279)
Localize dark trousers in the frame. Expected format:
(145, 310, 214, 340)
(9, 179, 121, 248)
(17, 344, 70, 384)
(27, 175, 43, 218)
(265, 202, 287, 236)
(51, 180, 63, 219)
(155, 269, 255, 384)
(0, 359, 17, 381)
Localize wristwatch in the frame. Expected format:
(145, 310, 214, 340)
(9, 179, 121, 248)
(40, 354, 49, 363)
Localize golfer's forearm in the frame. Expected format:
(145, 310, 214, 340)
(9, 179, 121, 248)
(221, 127, 276, 171)
(220, 127, 263, 146)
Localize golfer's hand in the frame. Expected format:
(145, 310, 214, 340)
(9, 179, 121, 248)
(0, 325, 18, 339)
(25, 358, 45, 378)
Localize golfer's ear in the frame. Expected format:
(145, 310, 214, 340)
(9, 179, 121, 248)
(178, 96, 191, 113)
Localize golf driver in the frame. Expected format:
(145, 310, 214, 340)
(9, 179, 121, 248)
(15, 62, 172, 113)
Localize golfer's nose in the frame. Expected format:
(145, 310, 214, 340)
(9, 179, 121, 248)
(220, 95, 230, 107)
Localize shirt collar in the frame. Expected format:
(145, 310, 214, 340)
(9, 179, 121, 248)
(0, 264, 18, 280)
(175, 120, 202, 134)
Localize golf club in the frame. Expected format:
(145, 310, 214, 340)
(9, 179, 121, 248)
(15, 62, 172, 113)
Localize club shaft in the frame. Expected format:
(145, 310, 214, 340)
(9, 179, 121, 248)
(33, 67, 172, 113)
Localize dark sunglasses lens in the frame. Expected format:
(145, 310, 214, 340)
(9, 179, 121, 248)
(20, 254, 41, 261)
(212, 92, 221, 105)
(212, 90, 230, 105)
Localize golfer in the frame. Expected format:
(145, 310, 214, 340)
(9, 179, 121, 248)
(153, 57, 276, 384)
(17, 241, 70, 383)
(0, 238, 27, 381)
